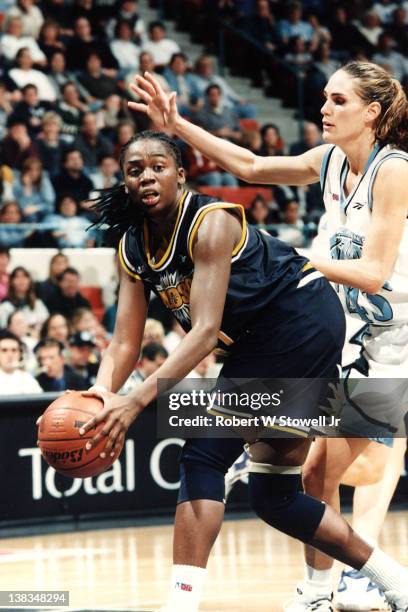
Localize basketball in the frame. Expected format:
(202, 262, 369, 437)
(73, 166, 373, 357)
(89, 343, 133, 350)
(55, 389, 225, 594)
(37, 392, 123, 478)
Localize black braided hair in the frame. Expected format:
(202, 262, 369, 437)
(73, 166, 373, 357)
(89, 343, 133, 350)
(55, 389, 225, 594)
(89, 131, 183, 242)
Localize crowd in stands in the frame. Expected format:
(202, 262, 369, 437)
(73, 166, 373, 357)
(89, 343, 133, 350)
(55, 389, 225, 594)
(0, 0, 407, 395)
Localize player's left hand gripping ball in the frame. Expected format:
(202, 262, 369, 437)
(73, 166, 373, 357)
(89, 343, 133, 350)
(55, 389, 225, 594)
(80, 389, 142, 458)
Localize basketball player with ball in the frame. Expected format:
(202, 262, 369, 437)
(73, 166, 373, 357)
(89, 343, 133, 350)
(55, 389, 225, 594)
(35, 118, 408, 611)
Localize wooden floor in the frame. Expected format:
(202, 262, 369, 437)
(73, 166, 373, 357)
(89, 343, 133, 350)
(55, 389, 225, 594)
(1, 511, 407, 611)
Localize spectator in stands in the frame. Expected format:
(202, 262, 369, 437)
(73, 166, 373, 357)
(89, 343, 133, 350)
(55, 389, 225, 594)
(71, 306, 107, 352)
(277, 1, 315, 47)
(66, 16, 119, 73)
(277, 199, 305, 247)
(185, 146, 238, 186)
(142, 21, 180, 71)
(9, 48, 56, 103)
(36, 251, 69, 305)
(241, 129, 262, 154)
(0, 16, 46, 66)
(0, 248, 10, 302)
(114, 119, 136, 159)
(68, 330, 100, 387)
(163, 53, 202, 117)
(311, 41, 340, 81)
(373, 0, 399, 25)
(187, 351, 217, 378)
(0, 266, 49, 331)
(120, 342, 168, 394)
(107, 0, 146, 45)
(356, 10, 384, 53)
(110, 20, 141, 76)
(284, 35, 313, 70)
(258, 123, 284, 156)
(45, 266, 91, 318)
(0, 330, 42, 394)
(163, 319, 185, 353)
(305, 42, 340, 123)
(0, 119, 38, 170)
(244, 0, 279, 51)
(48, 51, 92, 104)
(289, 121, 322, 155)
(0, 202, 31, 247)
(78, 53, 120, 102)
(307, 13, 331, 48)
(97, 95, 125, 142)
(0, 163, 14, 202)
(7, 310, 37, 371)
(45, 196, 95, 248)
(90, 154, 120, 190)
(194, 84, 241, 142)
(52, 148, 93, 206)
(35, 337, 87, 391)
(37, 112, 67, 177)
(4, 0, 44, 39)
(245, 194, 273, 227)
(194, 54, 256, 120)
(328, 6, 366, 58)
(57, 83, 89, 142)
(0, 82, 14, 141)
(11, 84, 53, 138)
(387, 7, 408, 55)
(142, 318, 165, 348)
(126, 51, 169, 130)
(74, 112, 114, 173)
(40, 312, 70, 345)
(372, 33, 408, 81)
(12, 157, 55, 222)
(38, 19, 65, 61)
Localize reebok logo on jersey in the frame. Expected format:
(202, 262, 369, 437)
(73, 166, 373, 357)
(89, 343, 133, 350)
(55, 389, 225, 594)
(352, 202, 364, 209)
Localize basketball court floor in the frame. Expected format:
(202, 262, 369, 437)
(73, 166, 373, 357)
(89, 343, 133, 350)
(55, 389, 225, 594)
(1, 510, 408, 611)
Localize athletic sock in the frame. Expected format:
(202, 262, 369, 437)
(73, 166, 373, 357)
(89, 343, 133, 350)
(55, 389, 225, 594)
(304, 564, 333, 594)
(361, 547, 408, 592)
(164, 564, 207, 611)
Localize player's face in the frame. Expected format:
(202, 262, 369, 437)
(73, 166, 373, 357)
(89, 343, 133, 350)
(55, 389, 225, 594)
(123, 140, 185, 217)
(321, 70, 377, 145)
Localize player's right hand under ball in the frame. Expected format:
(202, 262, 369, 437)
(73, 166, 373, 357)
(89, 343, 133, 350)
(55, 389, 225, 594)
(79, 388, 143, 457)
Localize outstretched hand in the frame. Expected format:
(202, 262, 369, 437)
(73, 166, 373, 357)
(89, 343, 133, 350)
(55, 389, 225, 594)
(128, 72, 179, 131)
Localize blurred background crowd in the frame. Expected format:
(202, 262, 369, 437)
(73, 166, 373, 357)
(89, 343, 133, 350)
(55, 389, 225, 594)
(0, 0, 407, 393)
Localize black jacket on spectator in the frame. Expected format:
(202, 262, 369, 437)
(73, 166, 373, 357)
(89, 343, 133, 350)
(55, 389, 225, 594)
(37, 139, 68, 177)
(37, 365, 88, 391)
(11, 101, 54, 137)
(78, 73, 119, 101)
(45, 287, 91, 319)
(52, 168, 94, 203)
(74, 133, 114, 170)
(0, 137, 39, 170)
(66, 38, 119, 71)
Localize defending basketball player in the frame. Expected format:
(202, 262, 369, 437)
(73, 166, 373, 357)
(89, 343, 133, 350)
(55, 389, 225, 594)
(77, 128, 408, 612)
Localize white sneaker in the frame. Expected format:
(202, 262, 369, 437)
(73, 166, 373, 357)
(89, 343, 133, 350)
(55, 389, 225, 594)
(225, 450, 250, 499)
(385, 590, 408, 611)
(283, 583, 333, 611)
(335, 569, 389, 610)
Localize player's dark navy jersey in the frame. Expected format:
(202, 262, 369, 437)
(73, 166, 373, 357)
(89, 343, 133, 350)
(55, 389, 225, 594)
(119, 191, 319, 352)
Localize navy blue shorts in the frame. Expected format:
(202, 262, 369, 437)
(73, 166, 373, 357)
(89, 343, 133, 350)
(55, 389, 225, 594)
(178, 276, 346, 502)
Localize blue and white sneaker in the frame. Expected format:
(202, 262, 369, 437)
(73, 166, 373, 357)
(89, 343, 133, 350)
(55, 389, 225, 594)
(224, 450, 250, 499)
(384, 590, 408, 611)
(335, 569, 389, 610)
(283, 583, 333, 611)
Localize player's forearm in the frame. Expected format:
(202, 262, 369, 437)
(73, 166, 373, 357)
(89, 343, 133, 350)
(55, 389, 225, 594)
(129, 324, 218, 408)
(174, 115, 256, 182)
(95, 340, 140, 393)
(311, 255, 384, 294)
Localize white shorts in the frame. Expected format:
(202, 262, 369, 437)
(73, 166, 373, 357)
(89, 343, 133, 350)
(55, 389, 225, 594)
(323, 323, 408, 440)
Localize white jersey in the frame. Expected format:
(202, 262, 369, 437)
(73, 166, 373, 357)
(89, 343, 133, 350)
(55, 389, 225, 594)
(320, 143, 408, 327)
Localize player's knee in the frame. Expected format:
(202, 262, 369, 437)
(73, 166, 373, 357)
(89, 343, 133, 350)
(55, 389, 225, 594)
(248, 464, 325, 543)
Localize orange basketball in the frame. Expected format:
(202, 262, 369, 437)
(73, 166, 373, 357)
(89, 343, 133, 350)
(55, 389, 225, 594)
(37, 392, 123, 478)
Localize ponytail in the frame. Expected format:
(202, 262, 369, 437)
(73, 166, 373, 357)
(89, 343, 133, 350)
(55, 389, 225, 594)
(343, 61, 408, 152)
(89, 183, 145, 244)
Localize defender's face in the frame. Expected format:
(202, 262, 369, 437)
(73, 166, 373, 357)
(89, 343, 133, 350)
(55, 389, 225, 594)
(321, 70, 371, 145)
(123, 140, 185, 217)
